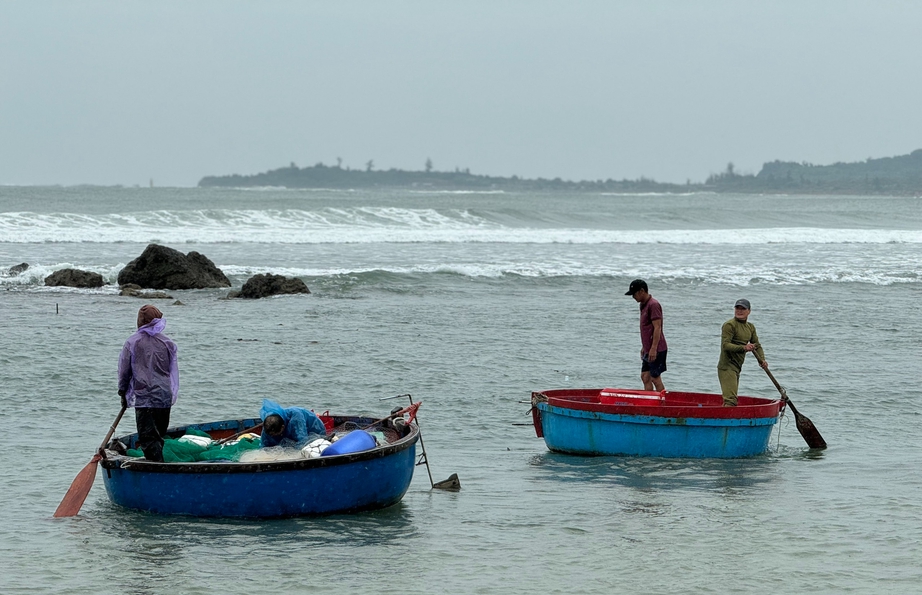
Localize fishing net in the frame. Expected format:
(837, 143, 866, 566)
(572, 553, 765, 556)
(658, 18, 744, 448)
(124, 422, 403, 462)
(125, 428, 262, 462)
(337, 421, 400, 444)
(238, 445, 304, 462)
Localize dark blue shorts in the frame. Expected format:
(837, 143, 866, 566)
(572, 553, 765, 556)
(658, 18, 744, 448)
(641, 350, 668, 378)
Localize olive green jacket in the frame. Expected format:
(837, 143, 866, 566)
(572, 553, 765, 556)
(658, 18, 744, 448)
(718, 318, 764, 371)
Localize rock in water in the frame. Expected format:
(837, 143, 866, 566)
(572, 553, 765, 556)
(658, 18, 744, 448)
(234, 273, 310, 299)
(119, 283, 173, 299)
(8, 263, 29, 275)
(44, 268, 105, 288)
(117, 244, 230, 290)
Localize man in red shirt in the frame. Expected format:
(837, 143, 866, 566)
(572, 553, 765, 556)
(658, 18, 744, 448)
(625, 279, 667, 391)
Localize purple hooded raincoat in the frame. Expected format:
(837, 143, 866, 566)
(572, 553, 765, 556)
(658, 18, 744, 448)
(117, 318, 179, 408)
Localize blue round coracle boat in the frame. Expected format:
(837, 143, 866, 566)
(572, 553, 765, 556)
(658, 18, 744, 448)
(531, 388, 782, 458)
(100, 414, 419, 518)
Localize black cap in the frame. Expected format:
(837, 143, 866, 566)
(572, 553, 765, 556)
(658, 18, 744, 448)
(625, 279, 648, 296)
(734, 298, 751, 309)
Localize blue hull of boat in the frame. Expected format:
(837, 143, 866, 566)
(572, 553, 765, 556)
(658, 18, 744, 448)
(537, 402, 777, 458)
(101, 417, 418, 518)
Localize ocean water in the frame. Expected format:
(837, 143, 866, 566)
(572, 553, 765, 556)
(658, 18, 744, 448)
(1, 186, 921, 594)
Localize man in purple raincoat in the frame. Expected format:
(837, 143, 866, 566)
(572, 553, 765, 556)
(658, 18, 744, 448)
(118, 305, 179, 462)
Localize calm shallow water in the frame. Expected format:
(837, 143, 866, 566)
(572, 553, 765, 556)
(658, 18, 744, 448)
(1, 187, 921, 593)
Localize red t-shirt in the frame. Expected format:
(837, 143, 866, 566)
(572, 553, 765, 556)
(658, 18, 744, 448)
(640, 297, 667, 353)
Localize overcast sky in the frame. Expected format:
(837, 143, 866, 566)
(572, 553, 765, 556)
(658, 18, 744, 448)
(2, 1, 920, 187)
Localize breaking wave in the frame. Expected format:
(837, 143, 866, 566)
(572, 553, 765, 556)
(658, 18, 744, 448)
(1, 208, 921, 244)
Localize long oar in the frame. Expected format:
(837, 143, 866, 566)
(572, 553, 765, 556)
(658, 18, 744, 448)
(54, 406, 128, 517)
(754, 354, 827, 449)
(215, 422, 264, 446)
(382, 394, 460, 491)
(362, 402, 421, 431)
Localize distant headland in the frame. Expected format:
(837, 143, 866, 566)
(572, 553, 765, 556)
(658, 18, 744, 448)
(198, 150, 922, 196)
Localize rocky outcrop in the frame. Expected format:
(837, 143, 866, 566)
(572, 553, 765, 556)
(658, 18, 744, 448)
(117, 244, 230, 290)
(44, 268, 105, 288)
(231, 273, 310, 299)
(118, 283, 174, 299)
(7, 263, 29, 275)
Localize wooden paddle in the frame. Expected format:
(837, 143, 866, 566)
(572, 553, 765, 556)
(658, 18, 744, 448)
(363, 402, 420, 430)
(54, 406, 128, 517)
(381, 394, 461, 491)
(215, 423, 263, 446)
(754, 353, 827, 449)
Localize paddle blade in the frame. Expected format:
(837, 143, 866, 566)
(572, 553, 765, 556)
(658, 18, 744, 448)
(53, 454, 101, 517)
(792, 410, 827, 450)
(784, 399, 827, 449)
(433, 473, 461, 491)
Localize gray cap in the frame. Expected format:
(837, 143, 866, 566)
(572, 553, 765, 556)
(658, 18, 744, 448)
(734, 299, 751, 309)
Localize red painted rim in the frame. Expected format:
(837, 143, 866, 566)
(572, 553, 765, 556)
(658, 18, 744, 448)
(535, 388, 781, 419)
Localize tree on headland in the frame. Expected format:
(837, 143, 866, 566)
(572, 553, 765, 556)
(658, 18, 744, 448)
(706, 161, 742, 185)
(197, 148, 922, 195)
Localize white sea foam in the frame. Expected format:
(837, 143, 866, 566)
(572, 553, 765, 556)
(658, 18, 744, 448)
(2, 257, 916, 289)
(597, 191, 715, 197)
(405, 189, 507, 195)
(2, 208, 921, 245)
(0, 262, 123, 286)
(220, 262, 918, 286)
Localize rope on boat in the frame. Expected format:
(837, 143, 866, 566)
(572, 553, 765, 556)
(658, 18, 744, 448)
(527, 391, 548, 415)
(773, 412, 783, 450)
(773, 392, 790, 450)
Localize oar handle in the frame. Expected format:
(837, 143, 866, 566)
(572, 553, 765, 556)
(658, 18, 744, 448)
(363, 402, 421, 429)
(98, 406, 128, 454)
(215, 422, 264, 445)
(752, 348, 787, 401)
(761, 363, 786, 397)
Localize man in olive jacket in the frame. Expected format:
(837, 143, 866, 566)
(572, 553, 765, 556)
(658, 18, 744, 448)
(718, 299, 768, 406)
